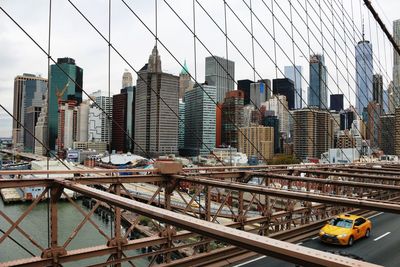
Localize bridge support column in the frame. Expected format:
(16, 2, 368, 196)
(41, 184, 66, 266)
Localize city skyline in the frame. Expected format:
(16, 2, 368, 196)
(1, 0, 400, 137)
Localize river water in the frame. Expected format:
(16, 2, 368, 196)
(0, 198, 148, 266)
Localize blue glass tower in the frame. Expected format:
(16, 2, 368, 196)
(355, 40, 373, 115)
(308, 54, 327, 109)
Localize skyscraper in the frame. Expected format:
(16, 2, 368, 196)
(293, 108, 333, 160)
(250, 82, 266, 108)
(330, 94, 344, 112)
(393, 19, 400, 108)
(355, 40, 373, 115)
(308, 54, 327, 109)
(90, 90, 113, 143)
(381, 114, 395, 155)
(205, 55, 235, 103)
(373, 74, 383, 113)
(12, 74, 47, 149)
(48, 58, 83, 151)
(179, 60, 194, 99)
(178, 100, 185, 151)
(221, 90, 244, 148)
(184, 84, 216, 156)
(273, 78, 295, 110)
(284, 65, 303, 109)
(135, 46, 179, 156)
(263, 95, 289, 135)
(237, 79, 254, 105)
(238, 126, 274, 160)
(112, 86, 134, 153)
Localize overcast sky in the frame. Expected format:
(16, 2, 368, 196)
(1, 0, 400, 137)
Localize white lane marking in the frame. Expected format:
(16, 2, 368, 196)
(374, 232, 391, 241)
(368, 212, 384, 219)
(296, 242, 303, 245)
(312, 236, 319, 240)
(233, 256, 266, 267)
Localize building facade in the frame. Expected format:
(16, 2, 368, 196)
(135, 46, 179, 156)
(373, 74, 383, 113)
(221, 90, 245, 148)
(393, 20, 400, 108)
(179, 60, 194, 99)
(355, 40, 373, 115)
(284, 65, 303, 109)
(293, 108, 333, 160)
(330, 94, 344, 112)
(48, 58, 83, 151)
(381, 114, 395, 155)
(273, 78, 295, 110)
(205, 56, 235, 103)
(308, 54, 327, 109)
(12, 74, 47, 149)
(184, 84, 216, 156)
(238, 126, 274, 160)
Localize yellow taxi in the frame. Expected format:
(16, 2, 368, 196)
(319, 214, 372, 246)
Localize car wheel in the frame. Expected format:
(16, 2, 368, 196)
(365, 229, 370, 238)
(348, 236, 354, 246)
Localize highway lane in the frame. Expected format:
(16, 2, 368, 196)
(238, 212, 400, 267)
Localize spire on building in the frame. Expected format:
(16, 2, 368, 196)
(180, 60, 189, 76)
(148, 45, 162, 73)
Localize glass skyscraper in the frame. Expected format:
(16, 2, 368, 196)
(284, 65, 303, 109)
(355, 40, 373, 115)
(205, 56, 235, 103)
(48, 58, 83, 151)
(308, 54, 327, 109)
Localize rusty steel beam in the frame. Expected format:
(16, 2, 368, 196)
(331, 166, 400, 176)
(297, 169, 400, 180)
(0, 168, 159, 176)
(252, 172, 400, 191)
(179, 176, 400, 214)
(0, 179, 53, 189)
(72, 174, 166, 184)
(58, 181, 378, 267)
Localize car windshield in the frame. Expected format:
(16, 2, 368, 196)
(329, 218, 353, 228)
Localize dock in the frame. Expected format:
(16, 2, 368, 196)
(0, 188, 22, 203)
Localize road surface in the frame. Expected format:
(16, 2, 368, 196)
(238, 212, 400, 267)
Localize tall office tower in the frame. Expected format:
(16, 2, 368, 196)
(380, 114, 395, 155)
(293, 108, 333, 160)
(393, 20, 400, 108)
(178, 100, 185, 151)
(25, 106, 42, 153)
(178, 60, 194, 99)
(184, 84, 216, 156)
(48, 58, 83, 151)
(238, 79, 254, 105)
(366, 102, 382, 148)
(135, 46, 179, 156)
(308, 54, 328, 109)
(34, 91, 49, 156)
(388, 81, 396, 114)
(250, 82, 266, 108)
(238, 126, 274, 160)
(221, 90, 244, 148)
(77, 101, 89, 142)
(262, 95, 289, 135)
(262, 111, 280, 154)
(112, 90, 127, 153)
(373, 74, 383, 113)
(257, 79, 272, 101)
(57, 100, 78, 156)
(355, 40, 373, 115)
(112, 86, 135, 153)
(12, 73, 47, 149)
(395, 107, 400, 156)
(89, 90, 111, 144)
(216, 103, 223, 147)
(273, 78, 295, 110)
(205, 55, 235, 103)
(330, 94, 344, 112)
(284, 65, 303, 109)
(122, 70, 133, 88)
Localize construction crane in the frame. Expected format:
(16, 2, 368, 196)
(56, 82, 70, 104)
